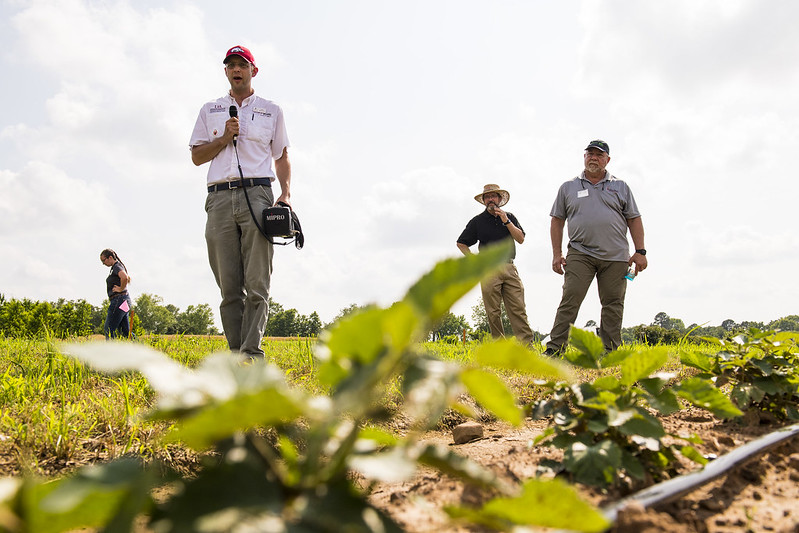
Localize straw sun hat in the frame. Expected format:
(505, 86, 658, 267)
(474, 184, 510, 207)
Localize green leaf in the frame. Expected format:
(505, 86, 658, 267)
(586, 416, 611, 434)
(606, 408, 637, 427)
(570, 382, 600, 405)
(567, 327, 605, 368)
(680, 350, 713, 372)
(675, 377, 743, 419)
(619, 348, 668, 386)
(600, 347, 635, 368)
(294, 477, 405, 532)
(638, 374, 673, 396)
(404, 241, 512, 327)
(149, 458, 286, 532)
(62, 342, 225, 409)
(321, 304, 417, 367)
(730, 384, 752, 408)
(674, 432, 703, 445)
(631, 433, 661, 452)
(620, 449, 646, 480)
(63, 343, 296, 414)
(751, 359, 775, 376)
(318, 303, 418, 394)
(592, 375, 621, 392)
(164, 388, 303, 449)
(460, 368, 522, 425)
(619, 410, 666, 439)
(752, 376, 780, 395)
(472, 338, 574, 380)
(563, 350, 600, 370)
(473, 478, 610, 532)
(564, 440, 622, 486)
(579, 390, 618, 411)
(642, 387, 682, 415)
(679, 445, 709, 466)
(533, 426, 556, 445)
(22, 458, 154, 533)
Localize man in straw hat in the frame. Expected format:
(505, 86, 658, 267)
(544, 140, 647, 355)
(457, 184, 536, 346)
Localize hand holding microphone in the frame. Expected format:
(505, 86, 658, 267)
(228, 105, 239, 146)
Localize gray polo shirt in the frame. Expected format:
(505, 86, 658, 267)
(550, 171, 640, 261)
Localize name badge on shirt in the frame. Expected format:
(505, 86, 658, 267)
(578, 189, 589, 198)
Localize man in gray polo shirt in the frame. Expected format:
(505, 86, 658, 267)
(544, 140, 647, 354)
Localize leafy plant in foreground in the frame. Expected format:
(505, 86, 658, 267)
(0, 243, 610, 533)
(680, 329, 799, 420)
(528, 327, 742, 488)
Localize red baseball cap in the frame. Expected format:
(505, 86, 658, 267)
(224, 45, 256, 67)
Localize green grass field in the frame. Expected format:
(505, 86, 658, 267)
(0, 334, 705, 479)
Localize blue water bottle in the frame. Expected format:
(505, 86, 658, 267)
(624, 265, 636, 281)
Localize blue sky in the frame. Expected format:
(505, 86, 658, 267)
(2, 0, 798, 333)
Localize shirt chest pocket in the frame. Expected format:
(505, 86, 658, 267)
(244, 113, 275, 146)
(206, 114, 228, 139)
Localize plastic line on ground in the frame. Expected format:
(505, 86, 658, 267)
(600, 422, 799, 526)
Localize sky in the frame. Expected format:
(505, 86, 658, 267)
(2, 0, 798, 335)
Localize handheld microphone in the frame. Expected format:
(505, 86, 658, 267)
(229, 105, 238, 146)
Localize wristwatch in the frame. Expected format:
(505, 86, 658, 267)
(635, 249, 647, 256)
(503, 220, 511, 226)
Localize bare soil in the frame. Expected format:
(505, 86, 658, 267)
(369, 409, 799, 532)
(2, 405, 797, 532)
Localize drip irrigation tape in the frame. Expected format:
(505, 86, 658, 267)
(601, 422, 799, 526)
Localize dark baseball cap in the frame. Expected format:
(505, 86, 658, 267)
(224, 45, 256, 67)
(585, 140, 610, 154)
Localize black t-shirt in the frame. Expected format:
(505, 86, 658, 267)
(106, 261, 127, 299)
(457, 210, 524, 260)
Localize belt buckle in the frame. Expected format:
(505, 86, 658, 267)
(227, 180, 240, 190)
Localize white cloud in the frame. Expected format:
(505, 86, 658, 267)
(1, 0, 797, 333)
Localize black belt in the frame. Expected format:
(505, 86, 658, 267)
(208, 178, 272, 192)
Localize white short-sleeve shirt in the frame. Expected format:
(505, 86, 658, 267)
(189, 92, 290, 186)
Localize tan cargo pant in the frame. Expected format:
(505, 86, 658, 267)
(480, 262, 535, 346)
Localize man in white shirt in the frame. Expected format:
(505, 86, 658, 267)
(189, 45, 291, 359)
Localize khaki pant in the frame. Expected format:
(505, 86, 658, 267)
(481, 263, 535, 346)
(205, 185, 275, 357)
(547, 249, 628, 352)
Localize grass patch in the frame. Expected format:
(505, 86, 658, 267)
(0, 334, 718, 477)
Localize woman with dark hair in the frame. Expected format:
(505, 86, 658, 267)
(100, 248, 132, 339)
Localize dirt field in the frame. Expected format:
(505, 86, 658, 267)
(369, 409, 799, 532)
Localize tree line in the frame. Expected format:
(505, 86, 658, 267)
(0, 293, 217, 338)
(625, 311, 799, 345)
(0, 293, 324, 339)
(429, 302, 799, 345)
(2, 291, 797, 344)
